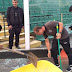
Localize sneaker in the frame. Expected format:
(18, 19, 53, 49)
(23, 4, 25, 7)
(9, 47, 12, 49)
(66, 65, 72, 72)
(55, 64, 60, 68)
(70, 65, 72, 70)
(16, 46, 21, 49)
(8, 45, 12, 49)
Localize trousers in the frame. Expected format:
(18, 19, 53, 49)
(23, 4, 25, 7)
(9, 28, 21, 49)
(51, 37, 72, 65)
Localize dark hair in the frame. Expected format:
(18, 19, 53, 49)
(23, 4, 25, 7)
(69, 5, 72, 12)
(69, 26, 72, 30)
(0, 25, 2, 31)
(33, 26, 42, 32)
(12, 0, 18, 2)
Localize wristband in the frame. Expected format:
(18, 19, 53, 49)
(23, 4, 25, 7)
(48, 51, 51, 52)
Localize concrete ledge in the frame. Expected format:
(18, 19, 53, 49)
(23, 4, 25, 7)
(2, 26, 8, 31)
(0, 34, 33, 41)
(0, 15, 3, 18)
(0, 48, 48, 59)
(0, 18, 7, 22)
(0, 29, 25, 37)
(0, 22, 8, 26)
(0, 37, 34, 47)
(0, 30, 9, 37)
(12, 40, 41, 49)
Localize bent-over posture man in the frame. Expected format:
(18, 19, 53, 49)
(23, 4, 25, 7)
(34, 21, 72, 72)
(69, 5, 72, 30)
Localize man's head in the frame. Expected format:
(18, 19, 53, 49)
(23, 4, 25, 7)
(69, 5, 72, 12)
(12, 0, 18, 8)
(33, 26, 45, 35)
(69, 26, 72, 30)
(0, 25, 2, 31)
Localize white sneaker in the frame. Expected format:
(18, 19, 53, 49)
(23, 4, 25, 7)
(66, 65, 72, 72)
(55, 64, 60, 68)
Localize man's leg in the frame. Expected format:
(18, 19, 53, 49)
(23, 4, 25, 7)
(60, 37, 72, 65)
(60, 37, 72, 71)
(51, 39, 59, 65)
(9, 29, 14, 49)
(15, 29, 21, 47)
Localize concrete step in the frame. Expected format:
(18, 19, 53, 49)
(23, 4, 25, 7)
(0, 29, 24, 37)
(0, 15, 3, 18)
(2, 26, 24, 32)
(0, 18, 7, 22)
(0, 36, 34, 48)
(0, 32, 25, 41)
(2, 26, 8, 31)
(0, 22, 8, 26)
(12, 40, 41, 49)
(0, 30, 9, 37)
(2, 26, 24, 31)
(0, 33, 33, 41)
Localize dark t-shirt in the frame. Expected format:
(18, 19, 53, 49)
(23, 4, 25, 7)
(43, 21, 69, 40)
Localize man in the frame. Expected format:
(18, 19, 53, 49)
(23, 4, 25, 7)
(0, 25, 3, 49)
(69, 5, 72, 12)
(7, 0, 24, 49)
(34, 21, 72, 72)
(69, 26, 72, 30)
(69, 5, 72, 30)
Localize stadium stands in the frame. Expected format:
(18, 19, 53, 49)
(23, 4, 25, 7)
(0, 0, 72, 41)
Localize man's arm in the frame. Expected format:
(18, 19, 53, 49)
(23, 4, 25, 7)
(7, 7, 12, 30)
(56, 22, 63, 39)
(7, 7, 11, 26)
(21, 9, 24, 29)
(45, 38, 51, 58)
(22, 11, 24, 26)
(69, 26, 72, 30)
(59, 22, 63, 33)
(21, 9, 24, 26)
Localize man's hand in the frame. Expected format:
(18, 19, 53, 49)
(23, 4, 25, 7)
(69, 28, 71, 30)
(0, 45, 3, 50)
(8, 25, 12, 30)
(56, 33, 61, 39)
(47, 52, 51, 58)
(22, 26, 24, 29)
(69, 26, 72, 30)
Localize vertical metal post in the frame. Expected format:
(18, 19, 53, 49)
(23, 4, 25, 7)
(61, 13, 63, 22)
(23, 0, 30, 50)
(3, 16, 6, 38)
(3, 0, 6, 38)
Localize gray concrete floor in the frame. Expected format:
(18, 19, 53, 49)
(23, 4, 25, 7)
(0, 58, 31, 72)
(0, 57, 69, 72)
